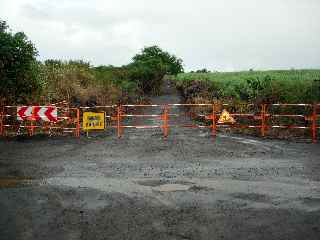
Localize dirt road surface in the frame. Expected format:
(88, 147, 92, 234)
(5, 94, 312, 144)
(0, 87, 320, 240)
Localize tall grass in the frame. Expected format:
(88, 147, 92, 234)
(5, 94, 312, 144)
(39, 61, 124, 105)
(171, 69, 320, 103)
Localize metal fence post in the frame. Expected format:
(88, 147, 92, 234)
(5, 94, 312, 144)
(261, 104, 267, 137)
(76, 108, 81, 138)
(117, 105, 122, 138)
(29, 107, 35, 136)
(163, 105, 169, 138)
(211, 103, 217, 138)
(0, 106, 3, 137)
(312, 104, 317, 143)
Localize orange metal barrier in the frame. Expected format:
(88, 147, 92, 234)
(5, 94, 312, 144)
(0, 103, 319, 143)
(267, 103, 319, 143)
(105, 103, 318, 143)
(0, 106, 80, 137)
(116, 104, 171, 138)
(188, 103, 319, 143)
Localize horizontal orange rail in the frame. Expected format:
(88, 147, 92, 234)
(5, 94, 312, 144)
(0, 103, 319, 143)
(0, 106, 80, 137)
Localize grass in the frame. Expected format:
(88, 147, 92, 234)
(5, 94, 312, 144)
(170, 69, 320, 103)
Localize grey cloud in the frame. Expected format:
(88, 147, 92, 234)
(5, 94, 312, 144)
(1, 0, 319, 70)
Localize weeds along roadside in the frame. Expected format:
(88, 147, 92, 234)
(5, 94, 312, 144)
(168, 70, 320, 140)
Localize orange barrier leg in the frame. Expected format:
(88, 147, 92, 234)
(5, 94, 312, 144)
(28, 120, 34, 137)
(0, 107, 3, 137)
(312, 104, 317, 143)
(211, 104, 217, 138)
(76, 108, 80, 138)
(261, 104, 267, 137)
(117, 106, 122, 138)
(163, 105, 169, 138)
(28, 107, 37, 137)
(27, 122, 32, 136)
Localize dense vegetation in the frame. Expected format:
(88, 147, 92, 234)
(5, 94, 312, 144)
(1, 19, 320, 107)
(172, 70, 320, 104)
(39, 60, 124, 105)
(0, 21, 41, 104)
(127, 46, 183, 93)
(0, 20, 183, 105)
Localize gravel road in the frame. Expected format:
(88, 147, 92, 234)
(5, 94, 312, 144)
(0, 87, 319, 240)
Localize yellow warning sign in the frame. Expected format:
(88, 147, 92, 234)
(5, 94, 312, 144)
(218, 109, 236, 124)
(83, 112, 105, 130)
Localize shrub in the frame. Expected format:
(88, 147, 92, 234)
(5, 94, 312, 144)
(0, 20, 41, 104)
(127, 46, 183, 94)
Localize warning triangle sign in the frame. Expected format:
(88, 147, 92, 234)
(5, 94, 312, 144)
(218, 109, 236, 124)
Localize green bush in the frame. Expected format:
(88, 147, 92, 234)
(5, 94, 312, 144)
(0, 20, 41, 104)
(93, 65, 138, 95)
(127, 46, 183, 94)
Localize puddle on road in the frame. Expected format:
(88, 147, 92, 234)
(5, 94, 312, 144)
(45, 176, 195, 194)
(136, 179, 170, 187)
(0, 178, 34, 188)
(136, 179, 193, 187)
(136, 179, 195, 192)
(45, 177, 149, 194)
(152, 184, 191, 192)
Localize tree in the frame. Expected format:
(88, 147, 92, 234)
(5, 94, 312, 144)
(0, 20, 41, 103)
(196, 68, 210, 73)
(127, 46, 183, 94)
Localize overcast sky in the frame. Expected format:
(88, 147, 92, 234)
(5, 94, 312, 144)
(1, 0, 320, 71)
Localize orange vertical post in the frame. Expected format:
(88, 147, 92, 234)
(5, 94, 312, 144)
(0, 107, 3, 137)
(261, 104, 267, 137)
(211, 103, 217, 138)
(117, 105, 122, 138)
(3, 107, 6, 137)
(312, 104, 317, 143)
(29, 106, 35, 137)
(163, 105, 169, 138)
(76, 108, 80, 138)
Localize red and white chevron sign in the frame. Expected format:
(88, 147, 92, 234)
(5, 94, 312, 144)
(17, 106, 58, 122)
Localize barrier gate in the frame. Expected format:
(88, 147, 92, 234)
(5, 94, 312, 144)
(0, 103, 319, 143)
(0, 105, 80, 137)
